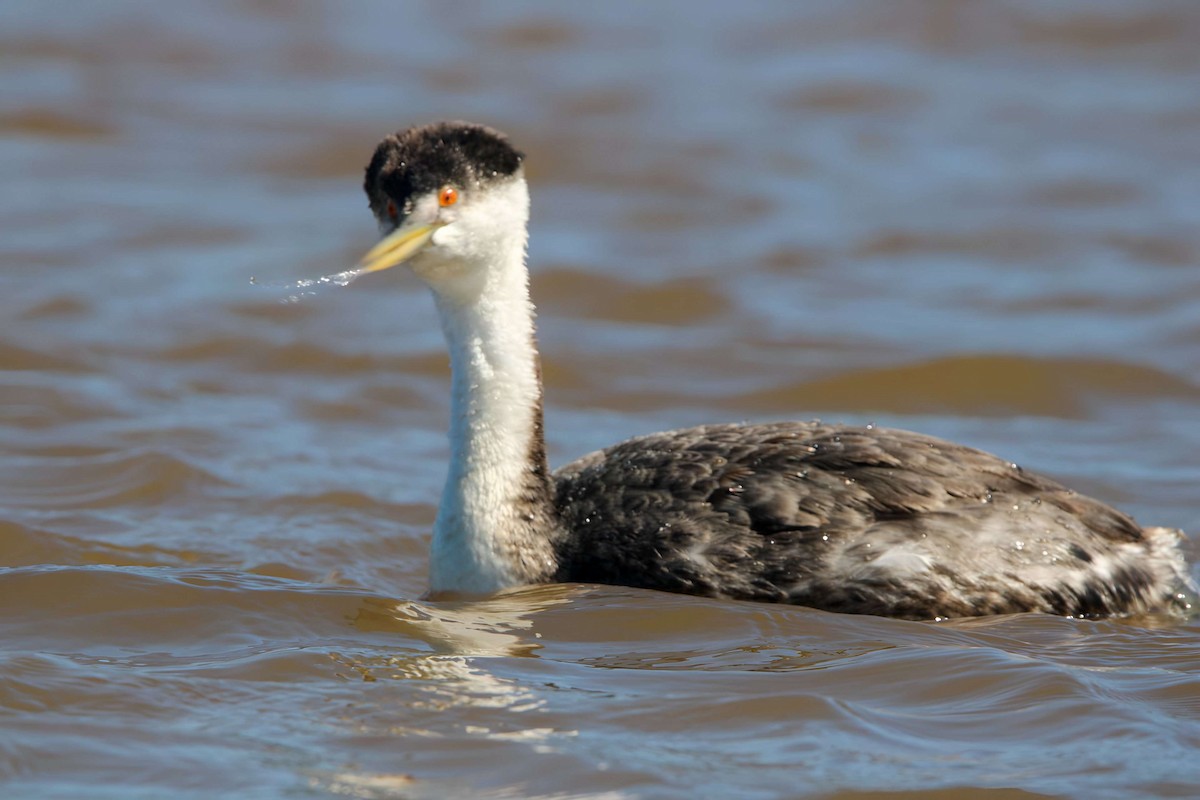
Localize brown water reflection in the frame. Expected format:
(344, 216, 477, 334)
(3, 2, 1200, 798)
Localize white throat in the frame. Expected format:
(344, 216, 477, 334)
(418, 177, 558, 593)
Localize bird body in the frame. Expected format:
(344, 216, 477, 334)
(354, 121, 1193, 619)
(551, 421, 1188, 618)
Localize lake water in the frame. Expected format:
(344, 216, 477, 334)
(3, 1, 1200, 798)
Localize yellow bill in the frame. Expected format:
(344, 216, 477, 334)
(357, 221, 445, 275)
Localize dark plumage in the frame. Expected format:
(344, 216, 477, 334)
(363, 121, 523, 221)
(551, 422, 1189, 619)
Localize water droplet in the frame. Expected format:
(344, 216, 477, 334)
(250, 267, 369, 304)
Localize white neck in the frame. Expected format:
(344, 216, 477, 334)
(420, 179, 559, 593)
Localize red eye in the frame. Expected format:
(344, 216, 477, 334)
(386, 200, 398, 222)
(438, 186, 459, 207)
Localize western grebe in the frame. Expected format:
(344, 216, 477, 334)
(354, 120, 1191, 619)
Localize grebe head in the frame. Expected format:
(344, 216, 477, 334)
(358, 121, 528, 303)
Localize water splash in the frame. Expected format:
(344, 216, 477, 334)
(249, 267, 367, 304)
